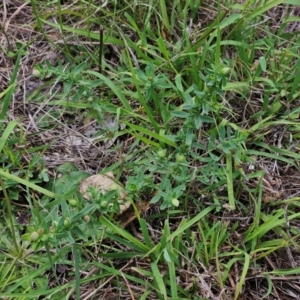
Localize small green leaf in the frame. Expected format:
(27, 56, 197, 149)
(163, 248, 171, 263)
(73, 61, 87, 75)
(63, 81, 73, 95)
(259, 56, 267, 72)
(171, 111, 190, 118)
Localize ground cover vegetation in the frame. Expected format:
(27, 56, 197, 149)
(0, 0, 300, 299)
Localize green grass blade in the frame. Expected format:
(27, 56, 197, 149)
(249, 177, 263, 252)
(168, 258, 178, 298)
(128, 132, 160, 147)
(73, 243, 80, 300)
(234, 252, 250, 300)
(215, 25, 221, 64)
(188, 10, 227, 53)
(118, 34, 160, 132)
(93, 260, 151, 286)
(289, 57, 300, 101)
(168, 206, 213, 241)
(85, 70, 132, 111)
(0, 83, 14, 99)
(263, 275, 273, 298)
(255, 141, 300, 161)
(99, 215, 150, 253)
(124, 121, 176, 147)
(0, 120, 18, 153)
(267, 267, 300, 276)
(0, 49, 22, 119)
(159, 0, 170, 31)
(247, 150, 297, 167)
(139, 218, 153, 248)
(5, 261, 52, 293)
(244, 209, 285, 242)
(245, 0, 285, 21)
(0, 168, 68, 200)
(225, 152, 235, 210)
(151, 261, 167, 299)
(145, 207, 213, 258)
(41, 19, 123, 45)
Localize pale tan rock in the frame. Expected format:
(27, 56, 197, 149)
(79, 172, 130, 212)
(79, 173, 150, 227)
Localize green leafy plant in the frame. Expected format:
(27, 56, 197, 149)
(33, 59, 103, 102)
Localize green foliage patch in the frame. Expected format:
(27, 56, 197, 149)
(1, 0, 300, 299)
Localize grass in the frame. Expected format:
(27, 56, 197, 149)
(1, 0, 300, 299)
